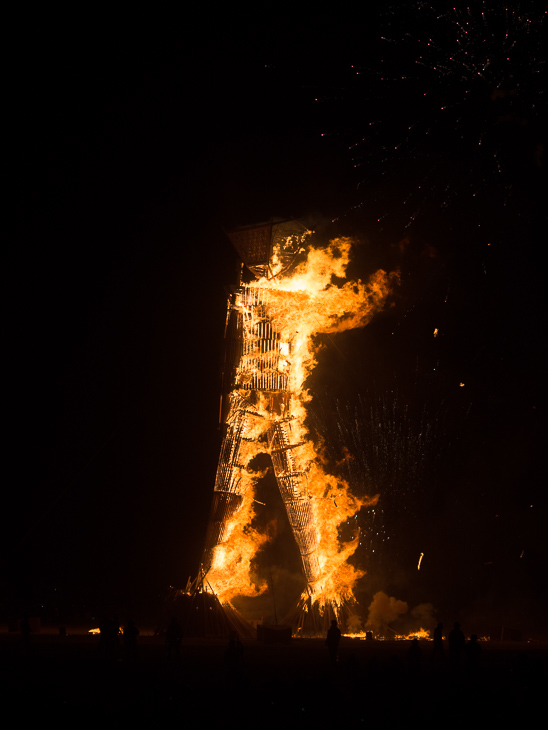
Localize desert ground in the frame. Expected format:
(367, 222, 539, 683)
(1, 627, 545, 728)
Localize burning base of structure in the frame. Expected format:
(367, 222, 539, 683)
(190, 219, 398, 636)
(168, 577, 257, 639)
(284, 595, 364, 636)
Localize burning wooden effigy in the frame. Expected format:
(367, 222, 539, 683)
(196, 219, 398, 634)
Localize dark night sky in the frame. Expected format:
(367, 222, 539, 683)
(4, 7, 547, 631)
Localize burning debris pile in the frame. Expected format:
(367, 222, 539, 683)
(196, 219, 399, 633)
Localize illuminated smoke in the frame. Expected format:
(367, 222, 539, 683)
(367, 590, 408, 631)
(411, 602, 436, 628)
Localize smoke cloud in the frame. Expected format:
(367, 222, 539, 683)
(346, 613, 363, 634)
(367, 591, 408, 631)
(411, 602, 437, 628)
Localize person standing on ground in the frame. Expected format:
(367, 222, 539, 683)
(448, 622, 465, 667)
(326, 619, 341, 666)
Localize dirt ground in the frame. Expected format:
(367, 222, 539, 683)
(1, 631, 545, 727)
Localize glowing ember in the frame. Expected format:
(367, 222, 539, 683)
(199, 221, 398, 623)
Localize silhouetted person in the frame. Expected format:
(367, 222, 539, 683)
(448, 622, 465, 667)
(464, 634, 481, 676)
(433, 622, 445, 663)
(101, 616, 120, 660)
(326, 619, 341, 666)
(225, 631, 244, 667)
(166, 616, 182, 658)
(407, 637, 422, 672)
(123, 619, 139, 660)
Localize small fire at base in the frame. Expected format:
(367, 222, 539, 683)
(194, 219, 398, 632)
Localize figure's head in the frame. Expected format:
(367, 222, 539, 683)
(225, 218, 312, 280)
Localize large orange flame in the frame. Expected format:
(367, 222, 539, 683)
(204, 235, 399, 614)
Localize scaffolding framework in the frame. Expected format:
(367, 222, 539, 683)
(191, 219, 395, 634)
(201, 275, 321, 589)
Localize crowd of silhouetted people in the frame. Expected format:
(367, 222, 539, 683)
(15, 612, 486, 673)
(95, 616, 141, 660)
(431, 621, 482, 673)
(6, 613, 544, 724)
(11, 610, 531, 693)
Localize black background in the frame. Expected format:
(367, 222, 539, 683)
(4, 6, 546, 633)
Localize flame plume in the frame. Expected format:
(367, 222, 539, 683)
(199, 226, 399, 628)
